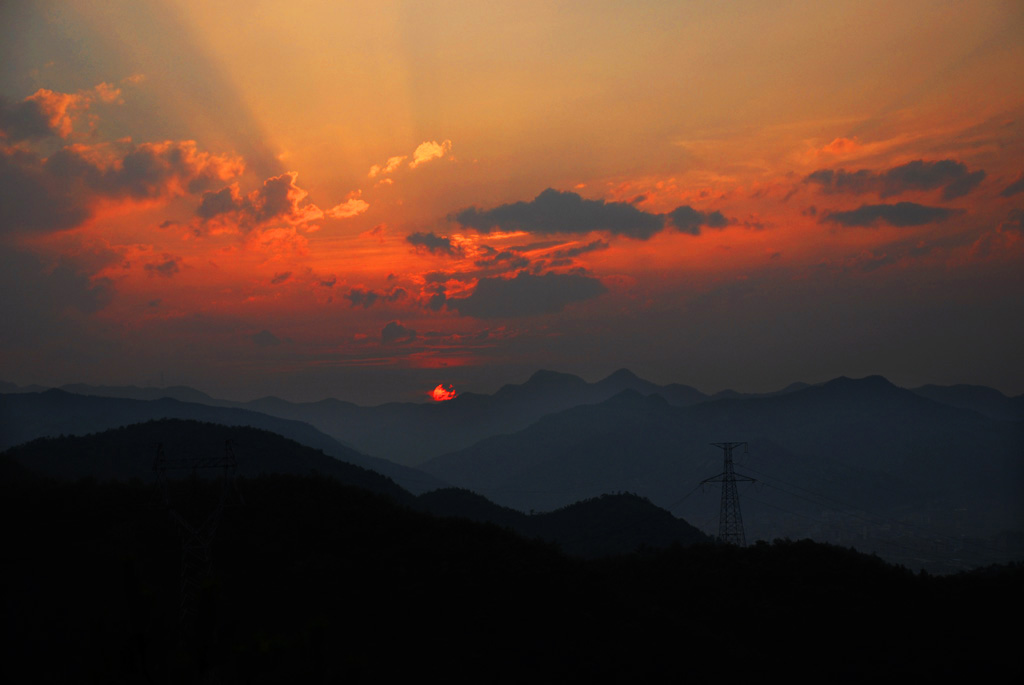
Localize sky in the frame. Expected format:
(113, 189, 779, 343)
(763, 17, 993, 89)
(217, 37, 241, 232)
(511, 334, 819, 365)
(2, 0, 1023, 404)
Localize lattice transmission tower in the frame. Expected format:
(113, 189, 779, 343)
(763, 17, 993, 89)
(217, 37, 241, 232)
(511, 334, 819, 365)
(701, 442, 756, 546)
(154, 440, 241, 626)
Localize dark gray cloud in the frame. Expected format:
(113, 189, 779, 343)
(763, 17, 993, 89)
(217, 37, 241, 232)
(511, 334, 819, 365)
(1000, 174, 1024, 198)
(346, 287, 406, 308)
(550, 239, 610, 259)
(805, 159, 986, 200)
(144, 256, 180, 278)
(347, 288, 380, 308)
(0, 248, 114, 345)
(452, 188, 665, 240)
(805, 168, 877, 194)
(270, 271, 292, 285)
(667, 206, 729, 235)
(381, 321, 416, 344)
(1003, 208, 1024, 233)
(1, 141, 236, 234)
(406, 231, 461, 255)
(0, 95, 58, 140)
(427, 289, 447, 311)
(0, 147, 90, 232)
(451, 188, 732, 240)
(473, 248, 531, 270)
(195, 173, 319, 227)
(448, 270, 607, 318)
(822, 202, 960, 227)
(196, 186, 240, 218)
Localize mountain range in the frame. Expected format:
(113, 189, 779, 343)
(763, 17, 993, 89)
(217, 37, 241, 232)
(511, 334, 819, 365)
(2, 369, 1022, 571)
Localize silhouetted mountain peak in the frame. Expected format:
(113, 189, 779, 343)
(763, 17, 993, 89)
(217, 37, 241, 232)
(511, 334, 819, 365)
(910, 384, 1022, 421)
(602, 368, 641, 384)
(821, 375, 898, 393)
(524, 369, 586, 387)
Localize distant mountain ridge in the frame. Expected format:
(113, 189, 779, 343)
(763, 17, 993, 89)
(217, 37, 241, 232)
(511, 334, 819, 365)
(2, 371, 1021, 571)
(4, 371, 1021, 463)
(420, 376, 1024, 571)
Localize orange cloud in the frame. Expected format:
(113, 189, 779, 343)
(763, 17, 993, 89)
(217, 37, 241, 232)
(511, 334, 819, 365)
(0, 83, 123, 140)
(368, 140, 454, 181)
(817, 137, 861, 157)
(368, 155, 406, 178)
(409, 139, 453, 169)
(326, 191, 369, 219)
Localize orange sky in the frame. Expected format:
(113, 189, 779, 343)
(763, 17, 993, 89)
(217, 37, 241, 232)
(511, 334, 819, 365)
(2, 0, 1023, 403)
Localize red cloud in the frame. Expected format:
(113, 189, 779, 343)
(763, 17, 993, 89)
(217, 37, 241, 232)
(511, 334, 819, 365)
(0, 139, 242, 234)
(0, 83, 123, 140)
(197, 172, 324, 228)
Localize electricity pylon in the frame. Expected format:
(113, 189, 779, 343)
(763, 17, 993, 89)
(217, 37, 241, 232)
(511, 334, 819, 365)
(701, 442, 755, 546)
(154, 441, 241, 626)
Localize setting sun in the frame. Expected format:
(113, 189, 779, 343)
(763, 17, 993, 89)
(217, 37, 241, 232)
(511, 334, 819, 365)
(431, 384, 457, 402)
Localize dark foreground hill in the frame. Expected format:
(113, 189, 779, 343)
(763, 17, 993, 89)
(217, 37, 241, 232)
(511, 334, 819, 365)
(3, 420, 709, 558)
(0, 389, 445, 493)
(416, 488, 709, 558)
(2, 418, 413, 501)
(3, 467, 1020, 682)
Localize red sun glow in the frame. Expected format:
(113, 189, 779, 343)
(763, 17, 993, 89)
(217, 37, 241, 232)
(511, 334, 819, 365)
(431, 383, 457, 401)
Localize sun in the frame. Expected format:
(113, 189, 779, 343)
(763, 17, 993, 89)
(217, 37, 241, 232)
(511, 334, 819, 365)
(431, 383, 457, 401)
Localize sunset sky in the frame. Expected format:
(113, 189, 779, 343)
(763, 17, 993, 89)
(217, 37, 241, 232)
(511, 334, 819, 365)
(2, 0, 1023, 404)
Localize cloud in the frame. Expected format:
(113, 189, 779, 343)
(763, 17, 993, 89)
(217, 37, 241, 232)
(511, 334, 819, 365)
(409, 139, 452, 169)
(427, 289, 447, 311)
(368, 139, 453, 179)
(452, 188, 666, 239)
(805, 159, 986, 200)
(884, 160, 985, 200)
(381, 320, 416, 344)
(251, 329, 281, 347)
(0, 83, 121, 140)
(549, 239, 610, 259)
(368, 155, 406, 178)
(197, 172, 322, 226)
(406, 231, 462, 256)
(448, 270, 607, 318)
(1, 139, 242, 233)
(667, 206, 729, 235)
(270, 271, 292, 285)
(453, 189, 730, 240)
(346, 287, 407, 308)
(144, 256, 180, 278)
(815, 137, 861, 157)
(822, 202, 961, 227)
(1000, 173, 1024, 198)
(326, 192, 369, 219)
(473, 249, 530, 270)
(0, 248, 114, 344)
(1002, 208, 1024, 233)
